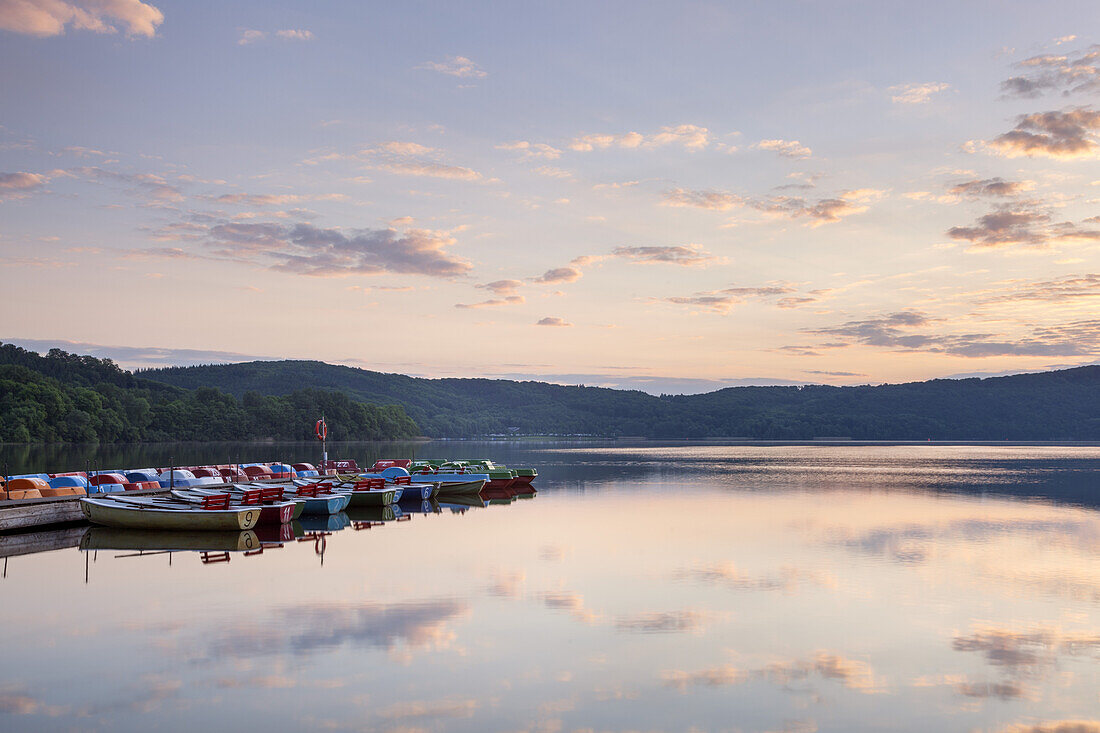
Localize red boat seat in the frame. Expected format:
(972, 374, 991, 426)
(201, 494, 231, 510)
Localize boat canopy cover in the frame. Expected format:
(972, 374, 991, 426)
(88, 483, 125, 494)
(372, 459, 412, 471)
(90, 473, 128, 486)
(269, 463, 295, 473)
(126, 470, 160, 483)
(49, 475, 89, 488)
(7, 473, 50, 482)
(159, 469, 196, 481)
(8, 477, 50, 491)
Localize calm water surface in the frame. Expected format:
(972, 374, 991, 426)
(3, 443, 1100, 732)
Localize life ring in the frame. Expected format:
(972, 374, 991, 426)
(315, 420, 328, 440)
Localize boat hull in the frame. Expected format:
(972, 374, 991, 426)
(294, 493, 351, 515)
(396, 484, 434, 501)
(433, 479, 487, 495)
(81, 498, 260, 531)
(256, 502, 296, 525)
(169, 491, 296, 525)
(343, 489, 396, 507)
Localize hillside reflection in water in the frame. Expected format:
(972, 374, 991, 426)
(2, 444, 1100, 733)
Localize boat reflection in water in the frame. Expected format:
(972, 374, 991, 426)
(69, 483, 537, 573)
(346, 504, 399, 525)
(80, 527, 261, 553)
(437, 493, 488, 511)
(295, 512, 351, 534)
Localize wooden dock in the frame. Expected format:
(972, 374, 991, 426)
(0, 488, 167, 534)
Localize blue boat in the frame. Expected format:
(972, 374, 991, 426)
(49, 474, 100, 493)
(356, 467, 436, 500)
(125, 469, 160, 484)
(277, 486, 351, 515)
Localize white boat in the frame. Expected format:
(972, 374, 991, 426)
(81, 495, 261, 531)
(169, 489, 299, 524)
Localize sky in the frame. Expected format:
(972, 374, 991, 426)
(1, 0, 1098, 394)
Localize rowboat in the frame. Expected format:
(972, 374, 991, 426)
(343, 488, 397, 507)
(358, 465, 436, 500)
(459, 459, 538, 487)
(299, 477, 400, 506)
(245, 481, 350, 515)
(80, 496, 261, 531)
(395, 483, 434, 500)
(170, 489, 298, 525)
(182, 485, 305, 521)
(80, 526, 261, 552)
(407, 465, 489, 495)
(280, 488, 350, 516)
(431, 478, 488, 495)
(446, 461, 516, 489)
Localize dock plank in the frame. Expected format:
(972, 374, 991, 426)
(0, 488, 167, 533)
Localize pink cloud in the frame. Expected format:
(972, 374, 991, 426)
(0, 0, 164, 38)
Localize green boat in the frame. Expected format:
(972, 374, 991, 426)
(460, 459, 537, 488)
(341, 488, 396, 507)
(444, 461, 516, 489)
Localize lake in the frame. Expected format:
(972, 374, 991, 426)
(3, 442, 1100, 732)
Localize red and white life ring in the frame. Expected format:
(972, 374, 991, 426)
(315, 419, 328, 440)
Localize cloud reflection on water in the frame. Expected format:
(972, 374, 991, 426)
(662, 651, 884, 695)
(204, 599, 469, 661)
(673, 561, 836, 592)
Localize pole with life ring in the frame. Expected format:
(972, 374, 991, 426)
(316, 415, 328, 474)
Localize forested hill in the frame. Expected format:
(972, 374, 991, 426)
(0, 344, 419, 444)
(140, 360, 1100, 440)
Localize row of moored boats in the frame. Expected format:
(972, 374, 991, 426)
(1, 458, 537, 531)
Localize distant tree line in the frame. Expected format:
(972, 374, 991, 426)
(0, 344, 419, 444)
(139, 358, 1100, 441)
